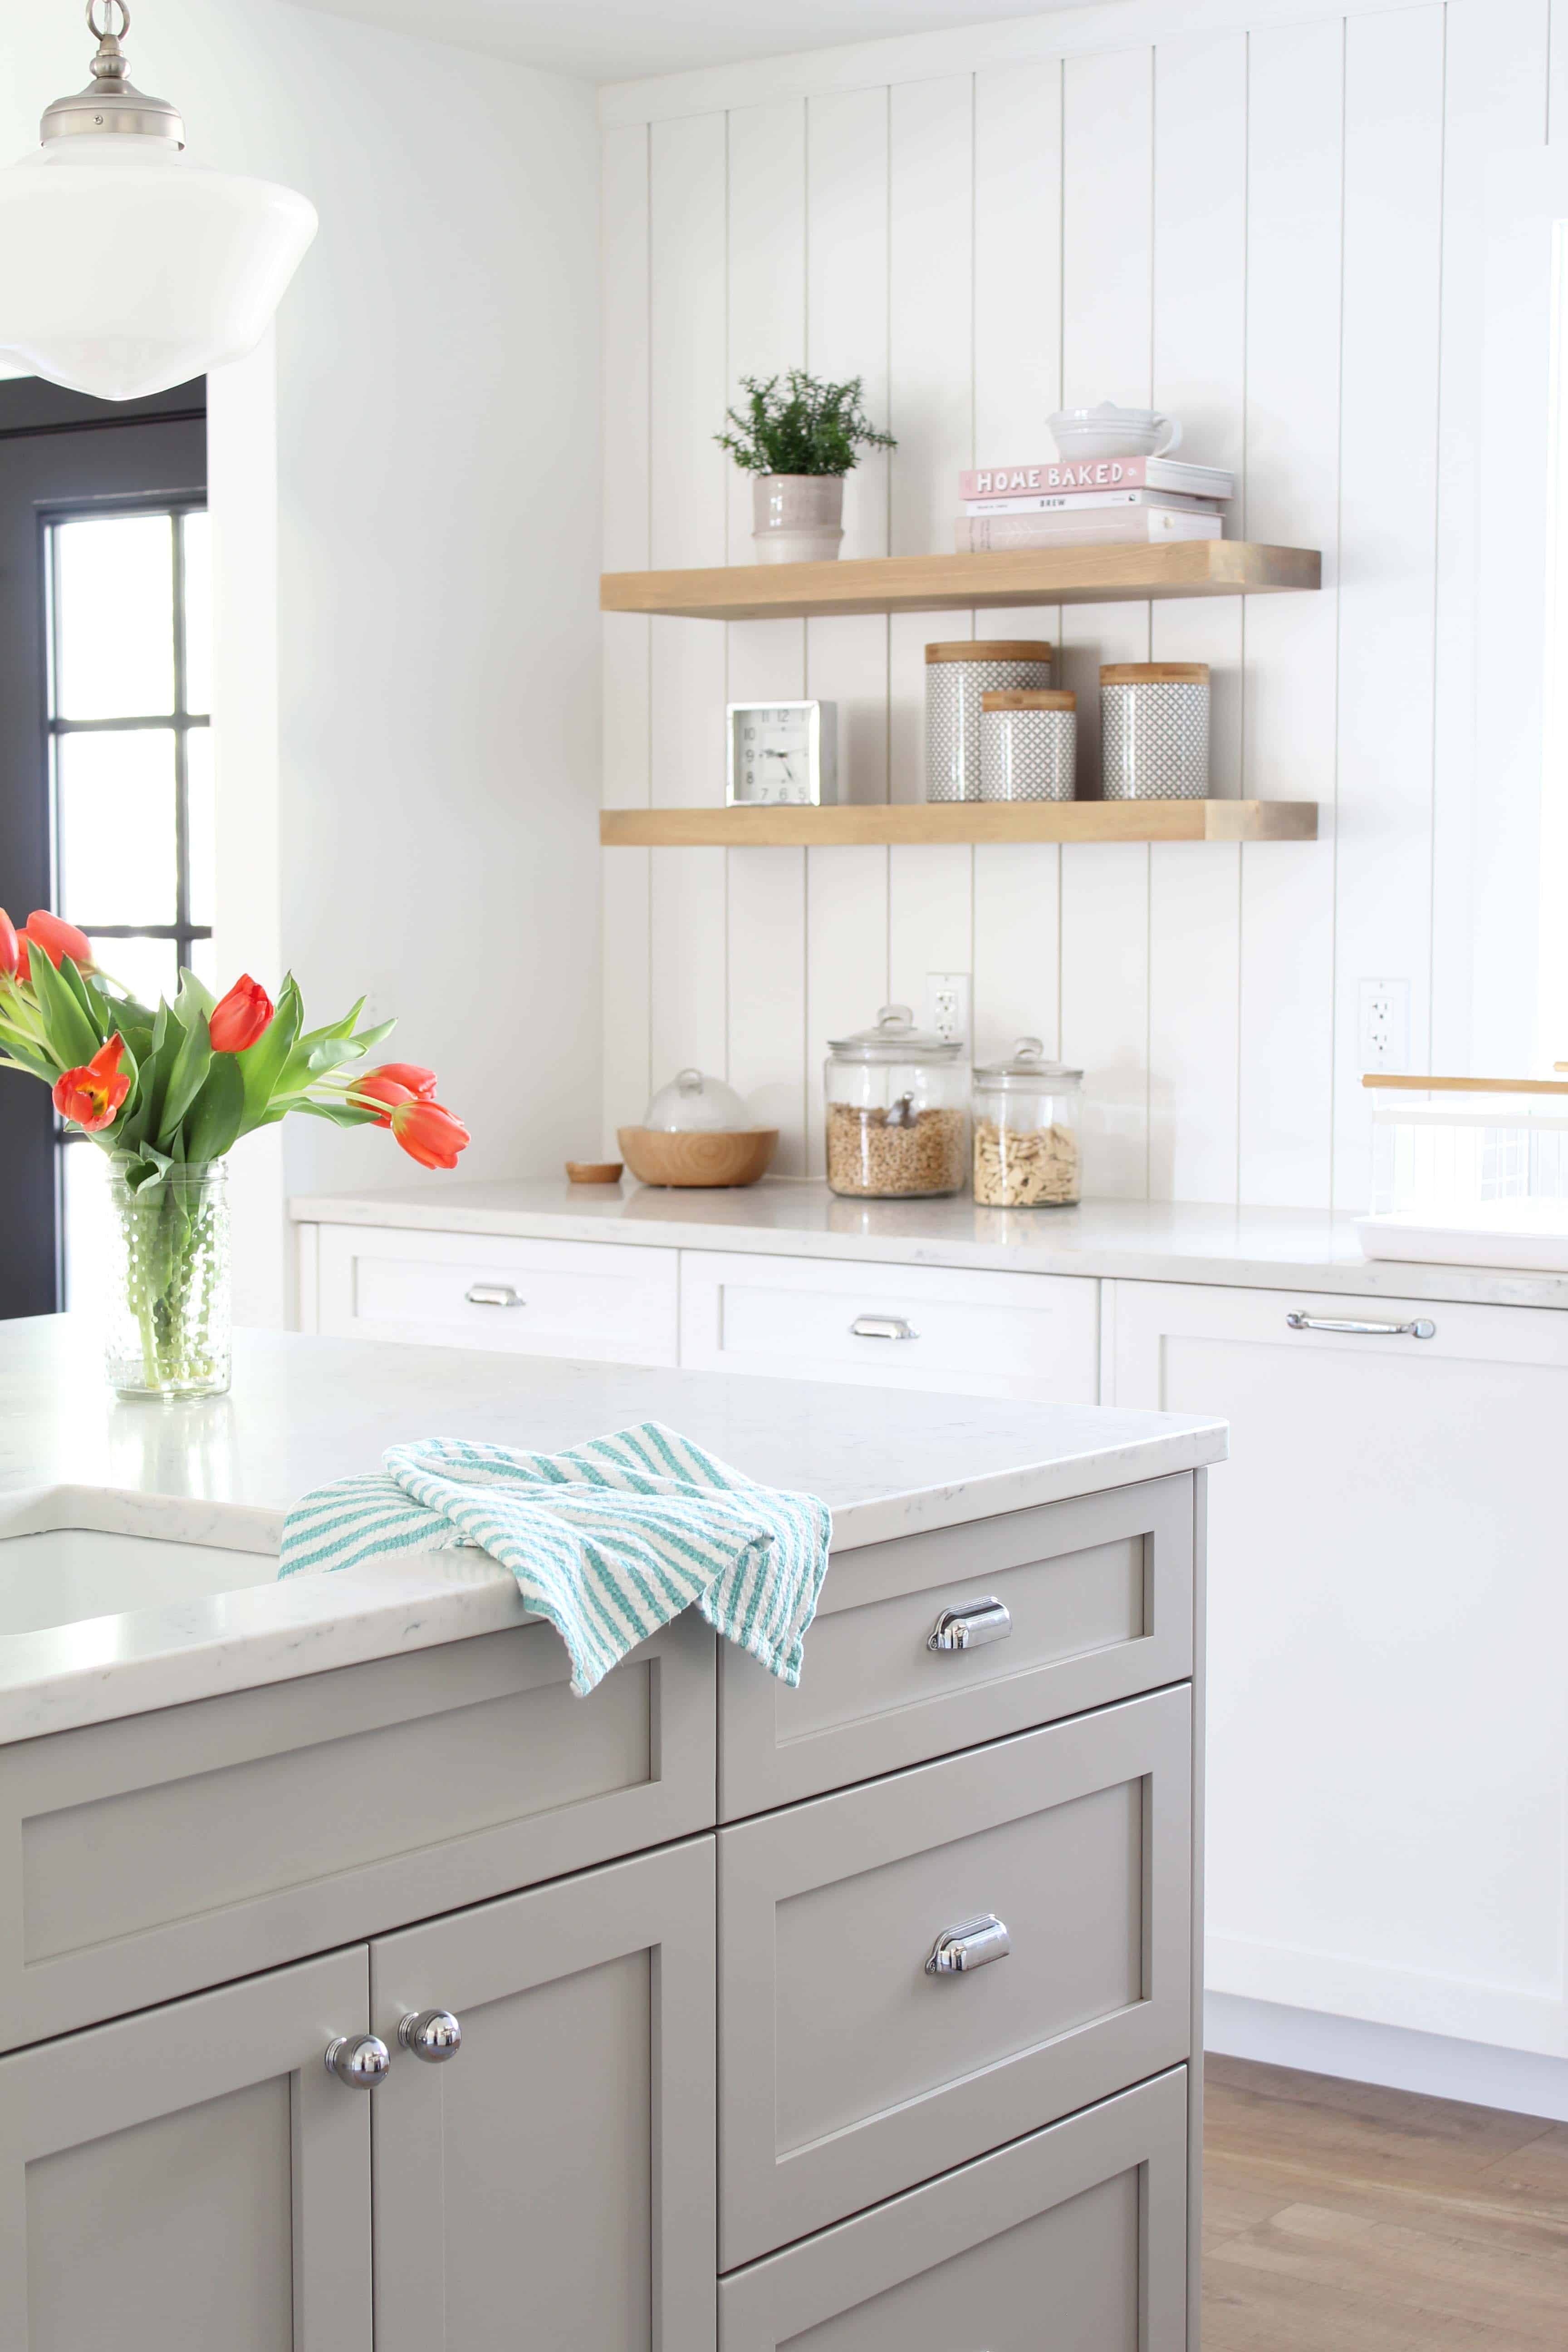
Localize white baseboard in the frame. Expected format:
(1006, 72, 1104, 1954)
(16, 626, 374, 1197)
(1205, 1990, 1568, 2123)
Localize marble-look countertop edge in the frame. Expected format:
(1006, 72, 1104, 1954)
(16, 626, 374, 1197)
(0, 1420, 1225, 1744)
(286, 1191, 1568, 1311)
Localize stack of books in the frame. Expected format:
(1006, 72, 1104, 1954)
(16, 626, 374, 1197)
(955, 456, 1235, 551)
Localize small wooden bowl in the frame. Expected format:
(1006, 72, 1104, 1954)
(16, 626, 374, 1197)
(617, 1127, 778, 1188)
(565, 1161, 624, 1185)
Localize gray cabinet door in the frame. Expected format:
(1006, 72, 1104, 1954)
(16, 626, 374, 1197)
(370, 1835, 716, 2352)
(721, 1475, 1195, 1816)
(0, 1944, 372, 2351)
(720, 1688, 1191, 2266)
(720, 2067, 1189, 2352)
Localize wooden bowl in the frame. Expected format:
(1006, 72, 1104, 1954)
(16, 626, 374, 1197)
(565, 1161, 624, 1185)
(616, 1126, 778, 1188)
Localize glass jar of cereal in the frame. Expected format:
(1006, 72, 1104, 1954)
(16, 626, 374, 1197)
(823, 1004, 968, 1198)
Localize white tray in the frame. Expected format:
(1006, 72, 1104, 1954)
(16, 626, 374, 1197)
(1355, 1200, 1568, 1273)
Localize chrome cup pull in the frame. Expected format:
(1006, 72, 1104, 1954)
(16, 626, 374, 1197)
(849, 1314, 917, 1342)
(398, 2009, 462, 2064)
(324, 2034, 390, 2088)
(928, 1597, 1012, 1653)
(466, 1284, 524, 1309)
(926, 1915, 1010, 1975)
(1286, 1311, 1434, 1339)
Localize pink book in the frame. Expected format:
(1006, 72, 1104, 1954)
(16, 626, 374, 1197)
(961, 455, 1235, 500)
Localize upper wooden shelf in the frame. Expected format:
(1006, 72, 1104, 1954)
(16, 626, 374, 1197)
(600, 542, 1322, 622)
(600, 801, 1318, 848)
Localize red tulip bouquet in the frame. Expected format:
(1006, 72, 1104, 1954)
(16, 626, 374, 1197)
(0, 908, 469, 1397)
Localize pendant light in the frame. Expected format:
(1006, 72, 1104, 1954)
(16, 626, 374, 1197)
(0, 2, 318, 402)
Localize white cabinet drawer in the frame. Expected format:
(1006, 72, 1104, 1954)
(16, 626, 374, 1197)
(720, 2068, 1189, 2348)
(679, 1251, 1098, 1401)
(316, 1226, 678, 1365)
(719, 1687, 1191, 2265)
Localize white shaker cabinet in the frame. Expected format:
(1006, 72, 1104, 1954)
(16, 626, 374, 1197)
(1109, 1280, 1568, 2060)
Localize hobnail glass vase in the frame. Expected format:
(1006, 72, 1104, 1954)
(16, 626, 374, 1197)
(106, 1161, 231, 1400)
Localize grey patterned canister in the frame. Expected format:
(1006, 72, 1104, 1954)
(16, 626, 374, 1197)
(979, 690, 1077, 803)
(1100, 662, 1210, 801)
(925, 640, 1054, 803)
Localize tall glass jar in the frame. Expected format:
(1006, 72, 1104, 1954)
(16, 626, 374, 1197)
(107, 1161, 231, 1399)
(972, 1040, 1083, 1207)
(823, 1005, 968, 1197)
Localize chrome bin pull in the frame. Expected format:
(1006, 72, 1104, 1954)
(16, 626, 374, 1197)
(926, 1915, 1011, 1975)
(928, 1597, 1012, 1653)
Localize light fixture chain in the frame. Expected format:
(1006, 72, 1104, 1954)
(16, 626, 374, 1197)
(88, 1, 131, 41)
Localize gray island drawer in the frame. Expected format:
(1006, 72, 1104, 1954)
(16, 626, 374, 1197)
(0, 1612, 715, 2051)
(720, 2065, 1189, 2351)
(719, 1686, 1192, 2266)
(721, 1475, 1194, 1818)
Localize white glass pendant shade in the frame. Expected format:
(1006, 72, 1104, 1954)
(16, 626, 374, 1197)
(0, 6, 318, 403)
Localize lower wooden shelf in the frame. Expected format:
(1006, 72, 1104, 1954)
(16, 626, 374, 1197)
(599, 801, 1318, 848)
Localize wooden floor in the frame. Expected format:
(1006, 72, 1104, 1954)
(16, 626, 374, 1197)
(1203, 2055, 1568, 2349)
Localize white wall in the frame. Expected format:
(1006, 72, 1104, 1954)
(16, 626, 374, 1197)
(2, 1, 603, 1317)
(599, 0, 1556, 1212)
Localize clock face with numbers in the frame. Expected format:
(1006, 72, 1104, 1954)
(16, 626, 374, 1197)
(726, 701, 838, 806)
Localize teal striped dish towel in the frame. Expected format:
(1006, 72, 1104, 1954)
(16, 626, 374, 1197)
(279, 1425, 832, 1698)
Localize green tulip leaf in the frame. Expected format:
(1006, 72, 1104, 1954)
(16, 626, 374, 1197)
(25, 943, 99, 1071)
(173, 968, 215, 1032)
(183, 1052, 246, 1164)
(235, 975, 303, 1137)
(157, 1009, 213, 1148)
(289, 1097, 382, 1128)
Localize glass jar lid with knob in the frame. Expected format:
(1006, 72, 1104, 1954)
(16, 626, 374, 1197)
(642, 1067, 759, 1132)
(971, 1038, 1083, 1208)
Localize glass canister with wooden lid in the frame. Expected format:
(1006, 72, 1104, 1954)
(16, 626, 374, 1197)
(972, 1039, 1083, 1207)
(925, 640, 1054, 802)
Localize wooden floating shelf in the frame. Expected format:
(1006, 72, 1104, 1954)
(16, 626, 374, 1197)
(600, 541, 1322, 622)
(600, 801, 1318, 848)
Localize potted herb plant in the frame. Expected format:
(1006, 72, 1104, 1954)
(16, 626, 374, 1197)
(0, 906, 468, 1400)
(716, 371, 896, 563)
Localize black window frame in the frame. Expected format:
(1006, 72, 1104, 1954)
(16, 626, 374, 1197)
(44, 492, 213, 989)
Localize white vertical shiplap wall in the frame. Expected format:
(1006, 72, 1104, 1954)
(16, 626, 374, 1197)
(601, 0, 1551, 1211)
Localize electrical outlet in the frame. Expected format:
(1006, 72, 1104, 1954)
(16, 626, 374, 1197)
(1359, 977, 1410, 1073)
(926, 972, 971, 1050)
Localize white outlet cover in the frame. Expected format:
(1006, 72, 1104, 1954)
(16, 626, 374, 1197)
(925, 972, 971, 1048)
(1358, 976, 1410, 1073)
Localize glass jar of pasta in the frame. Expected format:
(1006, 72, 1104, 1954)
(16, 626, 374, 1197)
(971, 1039, 1082, 1207)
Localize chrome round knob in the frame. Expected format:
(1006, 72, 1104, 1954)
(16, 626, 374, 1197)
(398, 2009, 462, 2063)
(324, 2033, 390, 2088)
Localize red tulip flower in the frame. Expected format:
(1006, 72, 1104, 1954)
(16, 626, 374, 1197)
(0, 908, 18, 981)
(52, 1035, 131, 1133)
(209, 974, 274, 1054)
(362, 1062, 437, 1101)
(390, 1098, 469, 1170)
(353, 1073, 416, 1127)
(21, 909, 95, 978)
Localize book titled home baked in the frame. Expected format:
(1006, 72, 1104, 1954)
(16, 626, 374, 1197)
(960, 456, 1235, 500)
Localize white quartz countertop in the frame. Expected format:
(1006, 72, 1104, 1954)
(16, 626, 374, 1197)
(288, 1180, 1568, 1311)
(0, 1316, 1225, 1743)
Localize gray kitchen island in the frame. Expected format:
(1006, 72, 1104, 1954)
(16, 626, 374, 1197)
(0, 1317, 1224, 2350)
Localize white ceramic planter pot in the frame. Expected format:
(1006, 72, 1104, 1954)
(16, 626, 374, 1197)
(751, 473, 844, 564)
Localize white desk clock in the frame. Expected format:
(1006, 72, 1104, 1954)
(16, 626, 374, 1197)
(726, 701, 839, 806)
